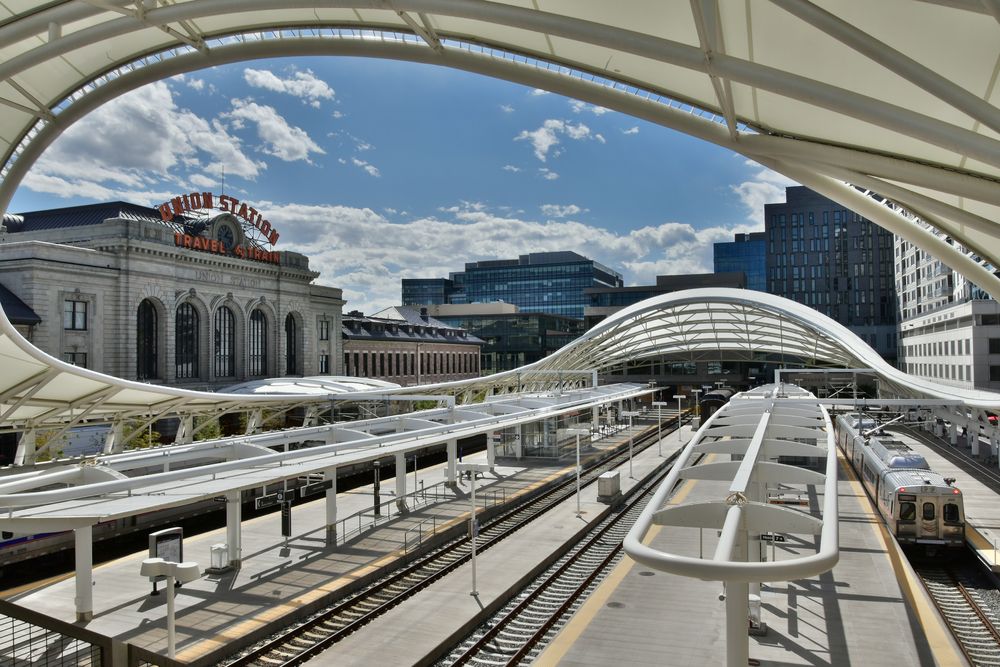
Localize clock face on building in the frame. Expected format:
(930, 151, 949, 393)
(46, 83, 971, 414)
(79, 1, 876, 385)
(216, 223, 236, 250)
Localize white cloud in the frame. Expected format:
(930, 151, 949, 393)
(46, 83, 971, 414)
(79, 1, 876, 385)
(186, 78, 205, 91)
(540, 204, 586, 218)
(731, 159, 798, 225)
(569, 100, 611, 115)
(265, 201, 761, 313)
(530, 88, 550, 96)
(515, 119, 600, 161)
(539, 168, 559, 180)
(226, 99, 325, 162)
(502, 165, 521, 173)
(243, 68, 335, 106)
(22, 81, 266, 202)
(623, 126, 640, 135)
(500, 104, 515, 113)
(351, 158, 381, 177)
(332, 110, 345, 119)
(189, 173, 218, 189)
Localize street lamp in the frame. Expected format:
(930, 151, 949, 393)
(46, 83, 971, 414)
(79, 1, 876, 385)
(140, 558, 200, 659)
(564, 428, 590, 517)
(373, 460, 381, 517)
(457, 462, 491, 597)
(651, 401, 668, 457)
(673, 394, 686, 427)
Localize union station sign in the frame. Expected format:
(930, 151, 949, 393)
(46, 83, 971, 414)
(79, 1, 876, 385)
(160, 191, 282, 266)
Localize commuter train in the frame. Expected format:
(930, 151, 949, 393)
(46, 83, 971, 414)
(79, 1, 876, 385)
(699, 388, 735, 420)
(835, 413, 965, 551)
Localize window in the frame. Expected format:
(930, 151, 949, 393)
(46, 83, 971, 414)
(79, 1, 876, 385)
(63, 300, 87, 330)
(63, 352, 87, 368)
(285, 314, 298, 375)
(319, 354, 330, 374)
(214, 306, 235, 377)
(943, 503, 960, 523)
(319, 319, 330, 341)
(991, 366, 1000, 382)
(990, 338, 1000, 355)
(175, 302, 199, 379)
(899, 502, 916, 521)
(248, 309, 268, 377)
(137, 299, 158, 380)
(922, 502, 936, 521)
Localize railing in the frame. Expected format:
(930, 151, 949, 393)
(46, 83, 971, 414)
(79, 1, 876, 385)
(0, 598, 112, 666)
(402, 484, 507, 554)
(334, 480, 453, 546)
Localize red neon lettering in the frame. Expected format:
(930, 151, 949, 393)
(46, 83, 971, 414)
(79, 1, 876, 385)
(237, 203, 248, 220)
(183, 234, 193, 248)
(174, 232, 182, 245)
(171, 197, 185, 217)
(190, 192, 202, 209)
(260, 219, 271, 236)
(161, 204, 175, 221)
(202, 192, 213, 209)
(268, 230, 279, 245)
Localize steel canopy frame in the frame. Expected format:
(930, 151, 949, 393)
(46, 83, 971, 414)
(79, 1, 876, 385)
(0, 1, 997, 300)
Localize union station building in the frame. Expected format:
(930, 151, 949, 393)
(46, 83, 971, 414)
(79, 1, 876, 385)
(0, 195, 345, 390)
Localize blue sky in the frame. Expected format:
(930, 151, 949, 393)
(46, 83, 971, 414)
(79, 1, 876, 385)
(10, 57, 793, 312)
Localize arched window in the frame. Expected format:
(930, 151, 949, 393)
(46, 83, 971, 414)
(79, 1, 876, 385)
(248, 308, 268, 377)
(175, 302, 199, 379)
(214, 306, 235, 377)
(137, 299, 158, 380)
(285, 313, 298, 375)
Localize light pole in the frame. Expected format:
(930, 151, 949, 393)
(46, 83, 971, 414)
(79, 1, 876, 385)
(652, 401, 668, 457)
(565, 428, 589, 517)
(628, 413, 634, 479)
(140, 558, 200, 659)
(673, 394, 686, 448)
(457, 462, 491, 597)
(373, 460, 381, 517)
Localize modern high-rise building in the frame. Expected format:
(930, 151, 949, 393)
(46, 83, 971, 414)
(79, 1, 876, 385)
(402, 251, 623, 320)
(763, 186, 899, 364)
(895, 233, 1000, 392)
(713, 232, 767, 292)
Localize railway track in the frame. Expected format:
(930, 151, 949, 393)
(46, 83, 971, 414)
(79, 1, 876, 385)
(437, 448, 687, 666)
(914, 557, 1000, 666)
(219, 421, 678, 667)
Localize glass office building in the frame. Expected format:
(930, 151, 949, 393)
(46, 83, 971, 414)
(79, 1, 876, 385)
(403, 251, 623, 320)
(713, 233, 767, 292)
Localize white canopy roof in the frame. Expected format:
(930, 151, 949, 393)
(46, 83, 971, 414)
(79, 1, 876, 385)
(0, 1, 998, 297)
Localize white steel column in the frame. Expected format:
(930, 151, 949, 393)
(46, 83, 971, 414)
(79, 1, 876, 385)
(515, 425, 523, 459)
(395, 451, 407, 511)
(949, 423, 959, 446)
(75, 525, 93, 621)
(226, 490, 241, 567)
(446, 439, 457, 484)
(13, 430, 35, 466)
(325, 467, 338, 545)
(486, 434, 496, 469)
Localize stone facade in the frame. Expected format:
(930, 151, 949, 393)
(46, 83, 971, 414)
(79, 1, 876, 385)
(0, 203, 344, 390)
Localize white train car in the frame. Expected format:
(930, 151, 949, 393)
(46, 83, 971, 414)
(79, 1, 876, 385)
(836, 413, 965, 550)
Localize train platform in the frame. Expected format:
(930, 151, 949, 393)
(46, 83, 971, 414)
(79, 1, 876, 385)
(4, 424, 663, 665)
(886, 425, 1000, 573)
(533, 449, 966, 667)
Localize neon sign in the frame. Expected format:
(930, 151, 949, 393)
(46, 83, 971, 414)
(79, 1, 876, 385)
(158, 192, 280, 246)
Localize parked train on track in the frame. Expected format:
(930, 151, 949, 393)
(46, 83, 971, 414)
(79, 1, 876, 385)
(835, 413, 965, 551)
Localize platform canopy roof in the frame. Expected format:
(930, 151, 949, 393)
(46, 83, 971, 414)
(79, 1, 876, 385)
(0, 286, 996, 444)
(0, 1, 998, 297)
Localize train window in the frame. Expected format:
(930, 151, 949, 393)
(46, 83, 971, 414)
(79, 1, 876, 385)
(944, 503, 960, 523)
(922, 502, 935, 520)
(899, 502, 916, 520)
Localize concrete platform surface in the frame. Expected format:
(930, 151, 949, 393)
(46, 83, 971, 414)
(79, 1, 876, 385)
(534, 450, 965, 667)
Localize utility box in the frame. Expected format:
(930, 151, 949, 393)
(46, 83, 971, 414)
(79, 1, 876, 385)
(205, 543, 231, 574)
(597, 471, 622, 505)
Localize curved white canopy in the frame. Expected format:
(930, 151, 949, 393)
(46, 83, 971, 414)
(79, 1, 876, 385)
(527, 288, 1000, 410)
(0, 1, 998, 298)
(0, 286, 996, 443)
